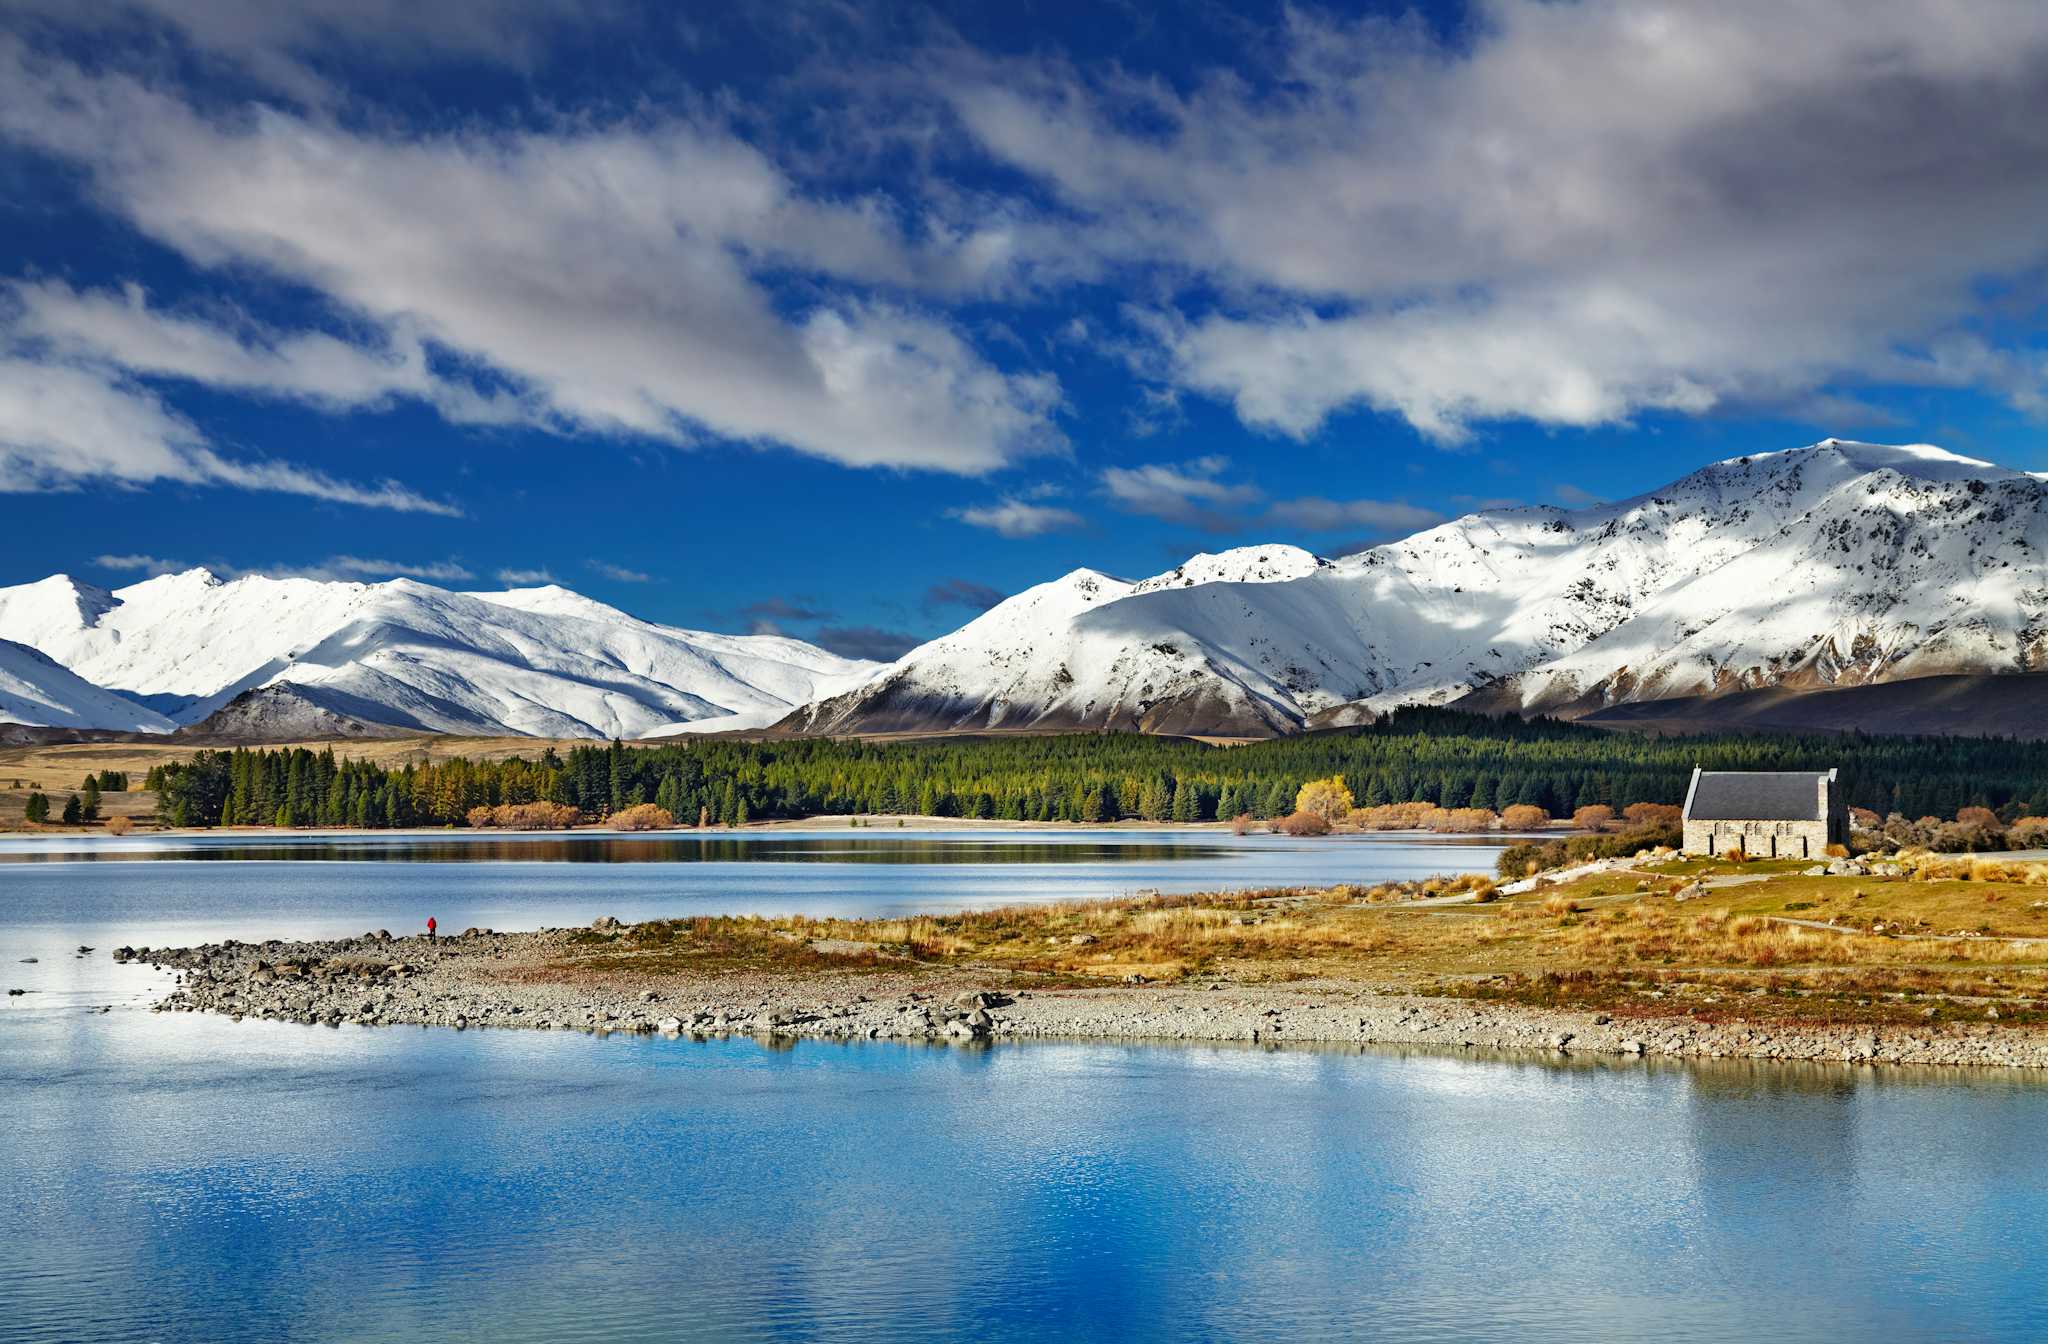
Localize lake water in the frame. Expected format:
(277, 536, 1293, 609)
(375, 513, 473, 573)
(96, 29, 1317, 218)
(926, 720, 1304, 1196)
(5, 830, 2046, 1341)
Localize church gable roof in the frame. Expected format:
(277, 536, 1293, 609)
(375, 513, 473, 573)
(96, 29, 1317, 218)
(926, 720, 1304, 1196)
(1684, 770, 1831, 822)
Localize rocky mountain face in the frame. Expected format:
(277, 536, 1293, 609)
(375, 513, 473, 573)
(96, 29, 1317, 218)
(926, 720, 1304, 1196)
(784, 441, 2048, 737)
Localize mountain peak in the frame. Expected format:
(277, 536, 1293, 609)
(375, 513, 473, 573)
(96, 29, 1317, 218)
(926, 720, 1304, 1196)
(1749, 438, 2016, 482)
(1132, 544, 1330, 594)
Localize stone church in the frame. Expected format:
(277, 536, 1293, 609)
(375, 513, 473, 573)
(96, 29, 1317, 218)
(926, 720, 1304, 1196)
(1680, 767, 1849, 858)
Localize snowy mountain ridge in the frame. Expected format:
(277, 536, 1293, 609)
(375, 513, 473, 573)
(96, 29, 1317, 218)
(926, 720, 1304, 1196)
(785, 440, 2048, 736)
(8, 438, 2046, 740)
(0, 571, 879, 738)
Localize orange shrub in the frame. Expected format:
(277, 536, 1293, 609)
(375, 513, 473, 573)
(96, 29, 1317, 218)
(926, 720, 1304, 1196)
(1572, 805, 1616, 831)
(1429, 806, 1498, 833)
(501, 802, 580, 831)
(1355, 802, 1435, 831)
(1500, 804, 1549, 831)
(466, 805, 497, 829)
(1277, 810, 1332, 837)
(1622, 802, 1681, 830)
(610, 803, 675, 832)
(2009, 817, 2048, 849)
(104, 815, 134, 836)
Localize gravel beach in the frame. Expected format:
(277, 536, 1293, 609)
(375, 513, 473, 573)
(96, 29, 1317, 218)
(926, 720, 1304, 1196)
(127, 922, 2048, 1070)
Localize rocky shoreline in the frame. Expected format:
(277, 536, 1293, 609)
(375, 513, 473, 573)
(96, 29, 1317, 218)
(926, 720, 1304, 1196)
(125, 922, 2048, 1070)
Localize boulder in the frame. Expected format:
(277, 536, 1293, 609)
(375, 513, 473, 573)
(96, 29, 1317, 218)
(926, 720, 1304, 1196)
(591, 916, 622, 931)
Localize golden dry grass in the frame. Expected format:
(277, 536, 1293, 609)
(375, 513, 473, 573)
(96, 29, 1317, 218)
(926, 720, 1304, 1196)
(532, 864, 2048, 1027)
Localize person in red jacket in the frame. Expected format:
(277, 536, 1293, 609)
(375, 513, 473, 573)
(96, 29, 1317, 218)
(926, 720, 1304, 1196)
(427, 916, 437, 940)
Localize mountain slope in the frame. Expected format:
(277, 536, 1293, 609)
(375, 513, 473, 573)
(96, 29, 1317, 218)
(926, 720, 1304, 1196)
(783, 441, 2048, 737)
(0, 637, 173, 731)
(784, 546, 1342, 736)
(1576, 674, 2048, 741)
(0, 571, 878, 739)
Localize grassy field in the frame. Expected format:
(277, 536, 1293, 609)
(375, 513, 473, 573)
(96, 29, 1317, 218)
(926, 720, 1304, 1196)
(539, 858, 2048, 1029)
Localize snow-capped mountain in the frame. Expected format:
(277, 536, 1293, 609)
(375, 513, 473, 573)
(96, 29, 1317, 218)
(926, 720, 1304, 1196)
(0, 571, 878, 738)
(10, 439, 2044, 741)
(0, 637, 173, 732)
(785, 441, 2048, 736)
(781, 545, 1343, 735)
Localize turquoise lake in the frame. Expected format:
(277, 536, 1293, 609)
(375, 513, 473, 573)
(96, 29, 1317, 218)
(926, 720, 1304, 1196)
(3, 830, 2043, 1342)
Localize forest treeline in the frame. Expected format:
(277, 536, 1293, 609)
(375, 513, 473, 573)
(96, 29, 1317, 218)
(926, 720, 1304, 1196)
(144, 709, 2048, 830)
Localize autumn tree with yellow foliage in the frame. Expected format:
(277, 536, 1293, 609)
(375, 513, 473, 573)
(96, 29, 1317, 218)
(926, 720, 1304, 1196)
(1294, 775, 1354, 825)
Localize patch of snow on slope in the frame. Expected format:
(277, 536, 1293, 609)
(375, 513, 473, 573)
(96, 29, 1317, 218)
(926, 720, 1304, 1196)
(0, 637, 173, 731)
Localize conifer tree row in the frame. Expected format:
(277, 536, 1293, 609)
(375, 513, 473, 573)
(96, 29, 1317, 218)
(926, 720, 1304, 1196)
(139, 709, 2048, 830)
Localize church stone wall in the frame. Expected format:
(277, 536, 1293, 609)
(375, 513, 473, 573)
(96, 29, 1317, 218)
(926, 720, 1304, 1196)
(1683, 818, 1832, 859)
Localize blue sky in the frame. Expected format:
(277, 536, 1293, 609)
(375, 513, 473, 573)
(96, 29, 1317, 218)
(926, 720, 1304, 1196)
(4, 1, 2047, 659)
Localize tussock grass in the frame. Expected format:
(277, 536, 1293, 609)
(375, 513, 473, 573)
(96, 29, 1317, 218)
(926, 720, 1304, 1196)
(525, 866, 2048, 1026)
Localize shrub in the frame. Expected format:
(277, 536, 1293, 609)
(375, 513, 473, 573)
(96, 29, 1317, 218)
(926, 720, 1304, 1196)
(466, 805, 497, 829)
(497, 802, 580, 831)
(104, 815, 133, 836)
(1496, 840, 1566, 879)
(1572, 804, 1616, 832)
(1721, 847, 1748, 863)
(1429, 806, 1498, 833)
(1622, 802, 1681, 829)
(1500, 804, 1549, 831)
(1823, 843, 1848, 859)
(1230, 813, 1253, 836)
(1277, 810, 1332, 837)
(1355, 802, 1435, 831)
(2010, 817, 2048, 850)
(610, 803, 675, 832)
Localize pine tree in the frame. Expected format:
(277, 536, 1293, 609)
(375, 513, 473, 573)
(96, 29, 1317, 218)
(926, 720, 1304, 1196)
(62, 794, 82, 824)
(81, 777, 101, 821)
(1171, 779, 1199, 822)
(24, 792, 49, 823)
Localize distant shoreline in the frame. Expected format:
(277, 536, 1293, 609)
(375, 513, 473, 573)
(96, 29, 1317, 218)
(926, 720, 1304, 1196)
(0, 814, 1554, 841)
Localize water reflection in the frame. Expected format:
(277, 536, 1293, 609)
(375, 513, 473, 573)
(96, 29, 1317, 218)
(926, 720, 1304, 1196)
(5, 1022, 2047, 1343)
(0, 835, 1232, 865)
(0, 828, 1509, 866)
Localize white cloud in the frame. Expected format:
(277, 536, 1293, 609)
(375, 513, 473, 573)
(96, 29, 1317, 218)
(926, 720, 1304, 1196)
(1098, 455, 1258, 532)
(0, 356, 458, 513)
(6, 0, 617, 105)
(1553, 484, 1602, 508)
(1266, 496, 1442, 535)
(10, 280, 525, 425)
(587, 560, 653, 583)
(0, 44, 1064, 476)
(495, 567, 560, 585)
(949, 498, 1085, 538)
(92, 553, 186, 575)
(320, 556, 475, 581)
(939, 1, 2048, 440)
